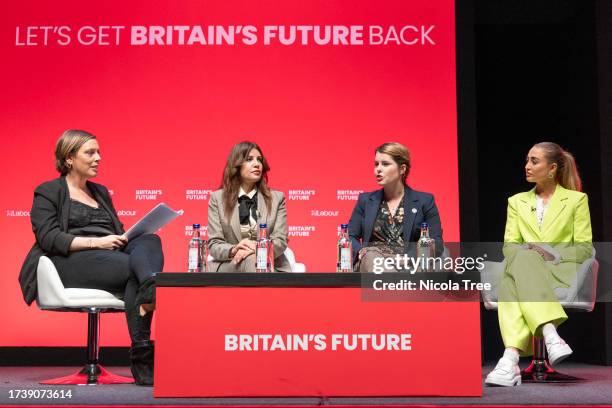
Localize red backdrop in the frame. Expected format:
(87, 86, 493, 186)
(0, 0, 458, 346)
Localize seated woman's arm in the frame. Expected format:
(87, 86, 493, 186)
(70, 235, 127, 251)
(556, 193, 593, 263)
(270, 192, 288, 259)
(31, 184, 75, 256)
(32, 184, 126, 253)
(422, 193, 444, 256)
(207, 192, 235, 261)
(502, 195, 524, 259)
(348, 193, 365, 263)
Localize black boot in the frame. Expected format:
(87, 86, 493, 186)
(135, 277, 156, 313)
(130, 340, 154, 386)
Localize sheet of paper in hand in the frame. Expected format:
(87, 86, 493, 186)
(125, 203, 183, 240)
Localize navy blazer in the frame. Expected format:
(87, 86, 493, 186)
(347, 186, 444, 262)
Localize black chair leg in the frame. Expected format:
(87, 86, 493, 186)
(40, 308, 134, 385)
(521, 337, 584, 383)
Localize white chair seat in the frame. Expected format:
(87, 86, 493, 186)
(61, 289, 125, 308)
(36, 256, 125, 310)
(481, 253, 599, 312)
(283, 247, 306, 273)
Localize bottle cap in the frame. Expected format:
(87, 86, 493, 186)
(420, 222, 428, 228)
(259, 223, 267, 228)
(341, 223, 348, 229)
(193, 223, 201, 229)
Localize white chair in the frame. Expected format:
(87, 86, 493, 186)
(36, 256, 134, 385)
(481, 252, 599, 383)
(281, 247, 306, 273)
(207, 247, 306, 272)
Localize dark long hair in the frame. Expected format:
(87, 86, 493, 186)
(220, 141, 272, 219)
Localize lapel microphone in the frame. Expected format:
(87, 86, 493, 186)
(531, 206, 536, 212)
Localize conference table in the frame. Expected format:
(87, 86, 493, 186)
(154, 272, 482, 397)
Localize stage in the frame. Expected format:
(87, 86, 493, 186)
(1, 364, 611, 406)
(2, 1, 612, 407)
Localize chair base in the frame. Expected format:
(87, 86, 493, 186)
(40, 364, 134, 385)
(521, 359, 584, 383)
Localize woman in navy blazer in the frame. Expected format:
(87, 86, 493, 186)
(348, 142, 443, 272)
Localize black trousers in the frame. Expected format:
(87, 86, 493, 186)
(50, 234, 164, 342)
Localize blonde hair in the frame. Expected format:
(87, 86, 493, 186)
(534, 142, 582, 191)
(55, 129, 96, 175)
(375, 142, 411, 185)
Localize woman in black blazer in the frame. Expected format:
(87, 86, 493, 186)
(348, 142, 443, 272)
(18, 130, 162, 385)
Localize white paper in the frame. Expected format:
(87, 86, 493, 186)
(125, 203, 183, 240)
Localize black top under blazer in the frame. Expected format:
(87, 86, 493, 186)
(347, 186, 444, 263)
(18, 176, 123, 305)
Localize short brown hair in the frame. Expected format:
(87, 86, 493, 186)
(375, 142, 411, 185)
(55, 129, 96, 175)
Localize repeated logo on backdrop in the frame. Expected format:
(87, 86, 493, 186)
(0, 0, 458, 346)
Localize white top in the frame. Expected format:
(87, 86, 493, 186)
(532, 194, 561, 264)
(238, 187, 257, 200)
(535, 195, 549, 229)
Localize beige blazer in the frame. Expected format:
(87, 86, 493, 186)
(207, 189, 291, 272)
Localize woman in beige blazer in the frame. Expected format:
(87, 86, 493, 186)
(207, 141, 290, 272)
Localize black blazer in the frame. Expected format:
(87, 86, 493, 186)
(348, 186, 444, 263)
(18, 176, 123, 305)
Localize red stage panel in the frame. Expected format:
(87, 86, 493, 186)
(154, 286, 481, 397)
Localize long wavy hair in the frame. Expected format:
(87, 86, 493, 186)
(221, 141, 272, 219)
(534, 142, 582, 191)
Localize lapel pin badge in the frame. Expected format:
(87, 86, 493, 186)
(411, 208, 417, 214)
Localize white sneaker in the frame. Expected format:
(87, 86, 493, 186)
(485, 357, 521, 387)
(546, 337, 572, 366)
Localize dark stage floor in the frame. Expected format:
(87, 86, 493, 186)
(0, 364, 611, 406)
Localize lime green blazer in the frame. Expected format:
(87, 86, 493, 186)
(503, 185, 593, 286)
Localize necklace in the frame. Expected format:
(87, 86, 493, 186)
(535, 195, 549, 228)
(387, 194, 404, 217)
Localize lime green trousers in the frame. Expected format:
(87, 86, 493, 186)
(498, 249, 568, 356)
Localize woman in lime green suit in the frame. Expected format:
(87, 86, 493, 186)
(485, 142, 593, 387)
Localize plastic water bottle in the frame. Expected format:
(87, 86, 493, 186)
(201, 229, 209, 273)
(256, 223, 274, 273)
(188, 224, 204, 272)
(416, 222, 436, 272)
(336, 224, 353, 272)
